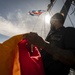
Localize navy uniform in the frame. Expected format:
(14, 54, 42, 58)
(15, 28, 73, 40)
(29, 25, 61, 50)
(41, 26, 75, 75)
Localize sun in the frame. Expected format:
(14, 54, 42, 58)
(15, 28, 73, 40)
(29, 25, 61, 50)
(45, 13, 51, 24)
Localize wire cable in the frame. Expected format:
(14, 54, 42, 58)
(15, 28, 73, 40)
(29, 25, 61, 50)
(62, 0, 75, 27)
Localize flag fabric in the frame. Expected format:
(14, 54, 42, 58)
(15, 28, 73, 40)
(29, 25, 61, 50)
(29, 10, 46, 16)
(18, 40, 45, 75)
(0, 34, 23, 75)
(0, 34, 45, 75)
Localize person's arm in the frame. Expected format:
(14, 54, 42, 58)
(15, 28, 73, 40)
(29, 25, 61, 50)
(43, 42, 75, 65)
(24, 32, 75, 66)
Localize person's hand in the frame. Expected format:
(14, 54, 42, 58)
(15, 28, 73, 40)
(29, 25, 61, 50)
(23, 32, 46, 49)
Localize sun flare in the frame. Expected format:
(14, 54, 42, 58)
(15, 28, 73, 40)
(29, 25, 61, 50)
(45, 13, 51, 24)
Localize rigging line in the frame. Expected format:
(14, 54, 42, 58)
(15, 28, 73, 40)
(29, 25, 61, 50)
(67, 14, 74, 27)
(45, 0, 57, 39)
(40, 17, 44, 38)
(48, 8, 53, 19)
(48, 6, 54, 18)
(48, 6, 54, 15)
(47, 5, 53, 15)
(23, 2, 35, 29)
(44, 11, 51, 39)
(40, 16, 44, 37)
(31, 16, 40, 32)
(26, 1, 47, 33)
(62, 0, 74, 27)
(40, 13, 46, 38)
(71, 8, 75, 16)
(50, 11, 54, 15)
(40, 12, 46, 36)
(70, 8, 75, 16)
(43, 12, 47, 38)
(69, 0, 74, 11)
(47, 0, 57, 15)
(47, 0, 57, 11)
(47, 11, 53, 33)
(47, 11, 52, 33)
(68, 0, 75, 15)
(45, 0, 57, 37)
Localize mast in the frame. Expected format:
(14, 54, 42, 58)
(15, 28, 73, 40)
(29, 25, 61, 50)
(60, 0, 73, 22)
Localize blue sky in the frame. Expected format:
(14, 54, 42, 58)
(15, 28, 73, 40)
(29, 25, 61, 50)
(0, 0, 75, 42)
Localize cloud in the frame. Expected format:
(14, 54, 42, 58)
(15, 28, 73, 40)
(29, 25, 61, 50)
(0, 11, 33, 36)
(0, 10, 50, 39)
(0, 16, 26, 36)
